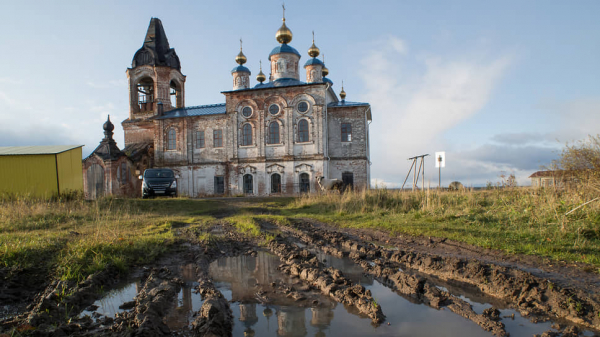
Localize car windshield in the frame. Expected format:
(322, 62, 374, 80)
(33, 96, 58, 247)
(144, 170, 174, 178)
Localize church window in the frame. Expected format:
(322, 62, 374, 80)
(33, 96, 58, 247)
(341, 123, 352, 142)
(137, 77, 154, 112)
(269, 104, 280, 115)
(243, 174, 253, 194)
(242, 124, 252, 146)
(277, 59, 287, 73)
(242, 106, 253, 118)
(196, 131, 205, 148)
(214, 176, 224, 194)
(120, 162, 128, 184)
(271, 173, 281, 193)
(167, 129, 176, 150)
(170, 80, 181, 108)
(268, 122, 280, 144)
(297, 101, 309, 113)
(300, 173, 310, 193)
(213, 129, 223, 148)
(298, 119, 309, 143)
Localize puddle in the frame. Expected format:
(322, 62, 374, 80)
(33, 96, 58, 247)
(164, 263, 203, 330)
(306, 245, 600, 337)
(79, 280, 140, 318)
(208, 251, 491, 336)
(81, 263, 203, 332)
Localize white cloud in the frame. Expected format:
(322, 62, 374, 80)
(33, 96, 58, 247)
(358, 36, 514, 186)
(389, 36, 408, 55)
(370, 178, 400, 189)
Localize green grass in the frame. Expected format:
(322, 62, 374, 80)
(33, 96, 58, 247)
(282, 188, 600, 271)
(2, 187, 598, 284)
(0, 197, 221, 282)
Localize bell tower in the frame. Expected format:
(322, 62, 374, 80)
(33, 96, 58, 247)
(123, 18, 186, 146)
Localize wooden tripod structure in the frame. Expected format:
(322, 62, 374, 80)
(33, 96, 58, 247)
(401, 154, 429, 191)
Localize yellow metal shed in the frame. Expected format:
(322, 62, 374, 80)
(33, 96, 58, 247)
(0, 145, 84, 198)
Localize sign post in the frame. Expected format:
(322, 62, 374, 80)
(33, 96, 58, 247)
(435, 152, 445, 189)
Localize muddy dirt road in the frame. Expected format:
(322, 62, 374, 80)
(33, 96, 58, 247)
(1, 198, 599, 336)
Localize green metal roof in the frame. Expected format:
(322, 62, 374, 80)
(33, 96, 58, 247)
(0, 145, 84, 156)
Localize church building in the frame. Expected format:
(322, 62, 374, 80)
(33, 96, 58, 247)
(83, 14, 372, 198)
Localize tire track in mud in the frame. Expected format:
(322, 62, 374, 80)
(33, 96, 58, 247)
(283, 219, 600, 333)
(272, 222, 508, 336)
(1, 228, 253, 337)
(267, 236, 386, 324)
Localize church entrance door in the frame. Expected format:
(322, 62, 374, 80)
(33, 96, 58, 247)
(87, 164, 105, 200)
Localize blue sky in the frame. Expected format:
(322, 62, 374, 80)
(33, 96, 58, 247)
(0, 0, 598, 187)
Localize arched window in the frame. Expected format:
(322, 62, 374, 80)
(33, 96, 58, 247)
(300, 173, 310, 193)
(243, 174, 253, 194)
(120, 162, 128, 184)
(242, 124, 252, 146)
(137, 77, 154, 112)
(268, 122, 280, 144)
(298, 119, 309, 143)
(271, 173, 281, 193)
(170, 80, 180, 108)
(167, 129, 176, 150)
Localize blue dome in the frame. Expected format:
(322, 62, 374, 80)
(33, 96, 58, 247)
(268, 44, 301, 60)
(304, 57, 324, 67)
(323, 77, 333, 85)
(231, 65, 251, 74)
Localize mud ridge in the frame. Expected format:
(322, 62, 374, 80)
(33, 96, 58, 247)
(289, 219, 600, 331)
(280, 224, 508, 336)
(267, 235, 385, 324)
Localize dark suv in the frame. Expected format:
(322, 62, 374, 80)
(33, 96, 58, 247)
(140, 168, 177, 198)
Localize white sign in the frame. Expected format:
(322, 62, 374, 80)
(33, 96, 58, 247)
(435, 152, 446, 168)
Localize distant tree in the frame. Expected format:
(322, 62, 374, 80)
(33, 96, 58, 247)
(498, 171, 517, 188)
(554, 134, 600, 192)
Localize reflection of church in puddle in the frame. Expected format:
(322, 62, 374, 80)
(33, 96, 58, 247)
(237, 303, 335, 337)
(209, 252, 338, 336)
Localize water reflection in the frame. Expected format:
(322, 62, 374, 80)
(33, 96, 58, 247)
(79, 280, 141, 318)
(164, 263, 202, 330)
(312, 250, 373, 285)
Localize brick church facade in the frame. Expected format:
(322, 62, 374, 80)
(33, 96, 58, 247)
(83, 16, 372, 198)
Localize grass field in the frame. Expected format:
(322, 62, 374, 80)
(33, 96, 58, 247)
(1, 186, 598, 284)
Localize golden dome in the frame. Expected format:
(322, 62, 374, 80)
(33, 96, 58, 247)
(308, 31, 319, 57)
(236, 50, 247, 65)
(308, 42, 320, 57)
(236, 38, 247, 65)
(276, 18, 293, 44)
(340, 82, 346, 100)
(256, 60, 266, 83)
(322, 54, 329, 77)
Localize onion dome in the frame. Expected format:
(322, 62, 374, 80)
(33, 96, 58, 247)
(235, 38, 247, 65)
(256, 60, 266, 83)
(308, 31, 320, 58)
(236, 50, 247, 65)
(276, 18, 293, 44)
(322, 54, 329, 77)
(340, 81, 346, 100)
(231, 65, 250, 74)
(303, 57, 324, 67)
(268, 44, 301, 60)
(103, 115, 114, 133)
